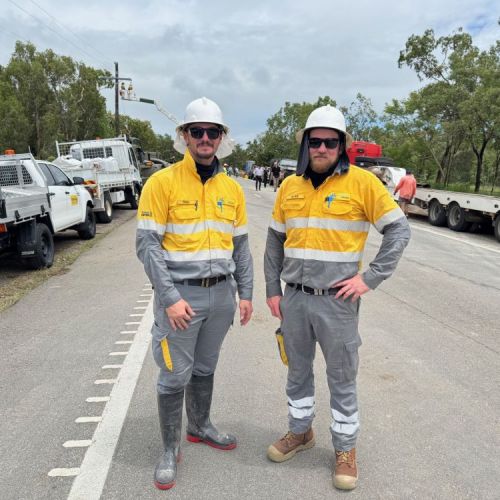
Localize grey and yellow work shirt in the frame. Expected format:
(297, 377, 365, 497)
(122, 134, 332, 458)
(136, 150, 253, 308)
(264, 165, 410, 296)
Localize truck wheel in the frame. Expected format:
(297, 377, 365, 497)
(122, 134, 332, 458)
(21, 223, 54, 270)
(78, 206, 96, 240)
(428, 199, 447, 226)
(96, 193, 113, 223)
(126, 184, 139, 210)
(447, 203, 471, 232)
(494, 215, 500, 243)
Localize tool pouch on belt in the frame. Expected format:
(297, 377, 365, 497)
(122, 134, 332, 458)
(275, 328, 288, 366)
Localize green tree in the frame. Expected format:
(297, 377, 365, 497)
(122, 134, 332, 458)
(398, 29, 500, 191)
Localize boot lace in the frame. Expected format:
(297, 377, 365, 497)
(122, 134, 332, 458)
(336, 451, 354, 467)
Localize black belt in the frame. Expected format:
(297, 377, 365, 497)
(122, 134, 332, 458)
(175, 275, 228, 288)
(287, 282, 340, 296)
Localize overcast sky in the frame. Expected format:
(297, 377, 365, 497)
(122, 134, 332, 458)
(1, 0, 498, 145)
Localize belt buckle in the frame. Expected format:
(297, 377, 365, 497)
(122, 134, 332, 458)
(201, 277, 209, 288)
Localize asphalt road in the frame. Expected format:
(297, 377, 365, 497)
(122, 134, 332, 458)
(1, 178, 499, 500)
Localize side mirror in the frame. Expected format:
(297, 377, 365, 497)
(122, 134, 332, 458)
(73, 176, 85, 185)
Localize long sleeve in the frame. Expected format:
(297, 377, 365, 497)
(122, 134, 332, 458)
(264, 187, 286, 297)
(361, 175, 411, 289)
(136, 176, 181, 308)
(232, 186, 253, 300)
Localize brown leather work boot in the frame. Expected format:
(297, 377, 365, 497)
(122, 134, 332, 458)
(267, 429, 315, 463)
(333, 448, 358, 490)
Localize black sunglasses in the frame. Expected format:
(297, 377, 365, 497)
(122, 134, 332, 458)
(308, 137, 340, 149)
(188, 126, 223, 140)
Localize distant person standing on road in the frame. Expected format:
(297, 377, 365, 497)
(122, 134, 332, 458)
(264, 105, 410, 491)
(271, 161, 281, 191)
(136, 97, 254, 491)
(263, 167, 269, 189)
(254, 165, 264, 191)
(394, 170, 417, 217)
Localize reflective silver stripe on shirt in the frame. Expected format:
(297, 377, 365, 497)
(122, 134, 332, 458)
(233, 224, 248, 236)
(374, 207, 405, 233)
(286, 217, 370, 233)
(269, 219, 286, 233)
(288, 396, 315, 419)
(163, 249, 234, 262)
(137, 219, 166, 234)
(165, 220, 234, 235)
(284, 247, 362, 263)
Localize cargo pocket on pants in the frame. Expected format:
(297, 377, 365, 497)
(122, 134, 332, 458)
(342, 338, 361, 381)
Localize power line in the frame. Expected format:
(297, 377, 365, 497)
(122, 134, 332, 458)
(27, 0, 112, 68)
(8, 0, 109, 69)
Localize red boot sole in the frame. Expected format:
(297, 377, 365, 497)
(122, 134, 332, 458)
(154, 480, 175, 490)
(186, 434, 237, 450)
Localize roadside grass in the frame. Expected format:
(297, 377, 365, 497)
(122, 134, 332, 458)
(0, 209, 136, 313)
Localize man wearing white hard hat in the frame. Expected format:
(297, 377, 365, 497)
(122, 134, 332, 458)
(264, 105, 410, 490)
(137, 97, 253, 490)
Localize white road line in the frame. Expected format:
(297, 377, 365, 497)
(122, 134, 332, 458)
(115, 341, 133, 345)
(86, 397, 110, 403)
(120, 330, 136, 334)
(139, 294, 152, 297)
(136, 300, 150, 303)
(411, 223, 500, 254)
(63, 440, 92, 448)
(129, 313, 144, 317)
(254, 193, 262, 198)
(125, 322, 140, 326)
(109, 352, 128, 356)
(49, 468, 80, 477)
(102, 365, 122, 369)
(94, 379, 117, 385)
(67, 302, 153, 500)
(75, 416, 102, 423)
(133, 306, 147, 310)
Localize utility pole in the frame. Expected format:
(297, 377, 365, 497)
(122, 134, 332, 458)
(114, 62, 119, 136)
(99, 63, 132, 136)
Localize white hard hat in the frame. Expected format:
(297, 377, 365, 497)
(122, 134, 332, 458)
(176, 97, 228, 133)
(174, 97, 234, 158)
(296, 105, 353, 147)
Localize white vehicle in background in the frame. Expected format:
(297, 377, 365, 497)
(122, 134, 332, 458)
(0, 152, 95, 269)
(54, 136, 142, 223)
(371, 164, 500, 243)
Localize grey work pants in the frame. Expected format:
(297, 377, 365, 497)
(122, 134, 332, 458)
(280, 285, 362, 451)
(151, 278, 237, 395)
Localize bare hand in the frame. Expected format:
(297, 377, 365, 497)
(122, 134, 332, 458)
(334, 274, 370, 302)
(266, 295, 283, 320)
(166, 299, 195, 331)
(239, 299, 253, 326)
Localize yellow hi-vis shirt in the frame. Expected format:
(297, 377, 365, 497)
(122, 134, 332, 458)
(136, 150, 252, 307)
(266, 165, 406, 293)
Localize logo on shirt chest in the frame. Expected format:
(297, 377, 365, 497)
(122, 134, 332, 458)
(217, 197, 225, 213)
(324, 192, 351, 208)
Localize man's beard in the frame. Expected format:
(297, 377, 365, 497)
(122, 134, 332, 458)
(310, 156, 337, 173)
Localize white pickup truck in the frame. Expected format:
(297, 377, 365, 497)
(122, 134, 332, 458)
(0, 152, 96, 269)
(54, 136, 143, 223)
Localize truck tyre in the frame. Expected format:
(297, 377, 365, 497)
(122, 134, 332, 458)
(126, 184, 139, 210)
(494, 215, 500, 243)
(21, 223, 54, 270)
(428, 199, 447, 226)
(96, 193, 113, 223)
(447, 202, 471, 232)
(78, 205, 96, 240)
